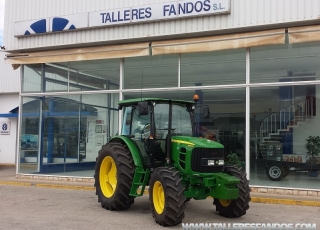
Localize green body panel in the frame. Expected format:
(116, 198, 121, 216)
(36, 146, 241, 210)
(170, 136, 240, 200)
(109, 136, 144, 167)
(171, 136, 224, 175)
(183, 173, 239, 200)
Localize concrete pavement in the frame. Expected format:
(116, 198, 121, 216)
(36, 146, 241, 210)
(1, 165, 320, 207)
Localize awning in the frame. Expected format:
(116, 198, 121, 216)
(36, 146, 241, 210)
(0, 113, 18, 118)
(6, 42, 150, 65)
(152, 29, 285, 55)
(288, 25, 320, 44)
(0, 106, 19, 117)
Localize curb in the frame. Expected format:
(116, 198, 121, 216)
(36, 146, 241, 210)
(1, 180, 319, 207)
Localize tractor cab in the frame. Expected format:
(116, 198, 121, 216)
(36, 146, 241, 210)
(119, 98, 205, 167)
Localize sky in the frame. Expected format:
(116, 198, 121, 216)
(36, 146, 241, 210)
(0, 0, 4, 46)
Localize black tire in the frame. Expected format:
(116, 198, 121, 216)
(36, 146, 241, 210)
(266, 164, 283, 181)
(214, 166, 250, 217)
(149, 167, 186, 226)
(94, 142, 135, 211)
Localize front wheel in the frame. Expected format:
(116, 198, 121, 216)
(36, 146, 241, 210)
(94, 142, 135, 211)
(214, 166, 250, 217)
(149, 167, 186, 226)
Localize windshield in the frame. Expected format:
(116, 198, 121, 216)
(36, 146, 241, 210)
(121, 106, 150, 136)
(154, 103, 193, 137)
(121, 102, 193, 137)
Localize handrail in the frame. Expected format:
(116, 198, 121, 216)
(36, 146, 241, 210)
(260, 98, 314, 142)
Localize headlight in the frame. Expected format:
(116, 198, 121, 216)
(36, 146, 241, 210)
(208, 160, 215, 166)
(218, 160, 224, 165)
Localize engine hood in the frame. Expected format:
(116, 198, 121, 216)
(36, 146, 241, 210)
(171, 136, 224, 148)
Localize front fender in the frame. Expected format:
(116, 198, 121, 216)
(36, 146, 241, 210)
(110, 136, 144, 168)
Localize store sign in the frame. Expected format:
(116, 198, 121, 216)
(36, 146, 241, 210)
(14, 0, 230, 37)
(0, 121, 11, 135)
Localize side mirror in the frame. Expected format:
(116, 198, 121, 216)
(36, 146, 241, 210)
(203, 106, 210, 119)
(138, 101, 149, 115)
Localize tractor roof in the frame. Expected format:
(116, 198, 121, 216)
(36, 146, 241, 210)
(119, 98, 195, 107)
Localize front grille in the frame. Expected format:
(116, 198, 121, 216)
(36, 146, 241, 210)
(191, 148, 224, 173)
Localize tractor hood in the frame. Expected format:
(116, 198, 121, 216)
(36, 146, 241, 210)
(171, 136, 224, 148)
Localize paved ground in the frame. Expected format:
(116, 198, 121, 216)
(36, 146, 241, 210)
(0, 184, 319, 230)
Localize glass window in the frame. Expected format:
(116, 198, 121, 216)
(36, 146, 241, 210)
(124, 55, 178, 89)
(250, 84, 319, 189)
(181, 49, 246, 87)
(18, 93, 119, 176)
(68, 59, 120, 91)
(22, 64, 43, 93)
(251, 40, 320, 83)
(19, 97, 41, 174)
(44, 64, 68, 92)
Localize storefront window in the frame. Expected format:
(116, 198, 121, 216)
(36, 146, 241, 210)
(124, 55, 179, 89)
(19, 97, 41, 174)
(251, 40, 320, 83)
(250, 85, 320, 189)
(18, 93, 119, 176)
(68, 59, 120, 91)
(180, 49, 246, 87)
(44, 64, 68, 92)
(22, 64, 43, 93)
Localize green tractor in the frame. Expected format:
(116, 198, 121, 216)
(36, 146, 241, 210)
(94, 97, 250, 226)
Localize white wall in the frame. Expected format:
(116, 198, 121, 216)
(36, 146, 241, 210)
(0, 94, 19, 164)
(0, 52, 20, 92)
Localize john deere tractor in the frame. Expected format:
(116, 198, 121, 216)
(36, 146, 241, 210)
(94, 97, 250, 226)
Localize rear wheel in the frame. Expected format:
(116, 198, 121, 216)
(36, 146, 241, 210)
(149, 167, 186, 226)
(214, 166, 250, 217)
(94, 142, 135, 210)
(266, 164, 283, 181)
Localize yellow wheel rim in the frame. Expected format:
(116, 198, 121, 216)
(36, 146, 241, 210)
(99, 156, 117, 198)
(153, 181, 165, 214)
(219, 199, 232, 207)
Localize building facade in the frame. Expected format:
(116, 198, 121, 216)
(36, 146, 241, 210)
(2, 0, 320, 191)
(0, 51, 20, 165)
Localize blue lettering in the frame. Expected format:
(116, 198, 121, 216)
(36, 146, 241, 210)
(139, 8, 145, 19)
(203, 0, 210, 11)
(100, 13, 106, 23)
(104, 13, 111, 23)
(111, 12, 118, 22)
(169, 4, 176, 16)
(145, 7, 152, 18)
(194, 1, 203, 12)
(219, 3, 225, 10)
(186, 2, 193, 13)
(213, 3, 217, 10)
(163, 4, 170, 16)
(132, 9, 139, 20)
(124, 10, 130, 21)
(178, 3, 186, 14)
(118, 11, 124, 22)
